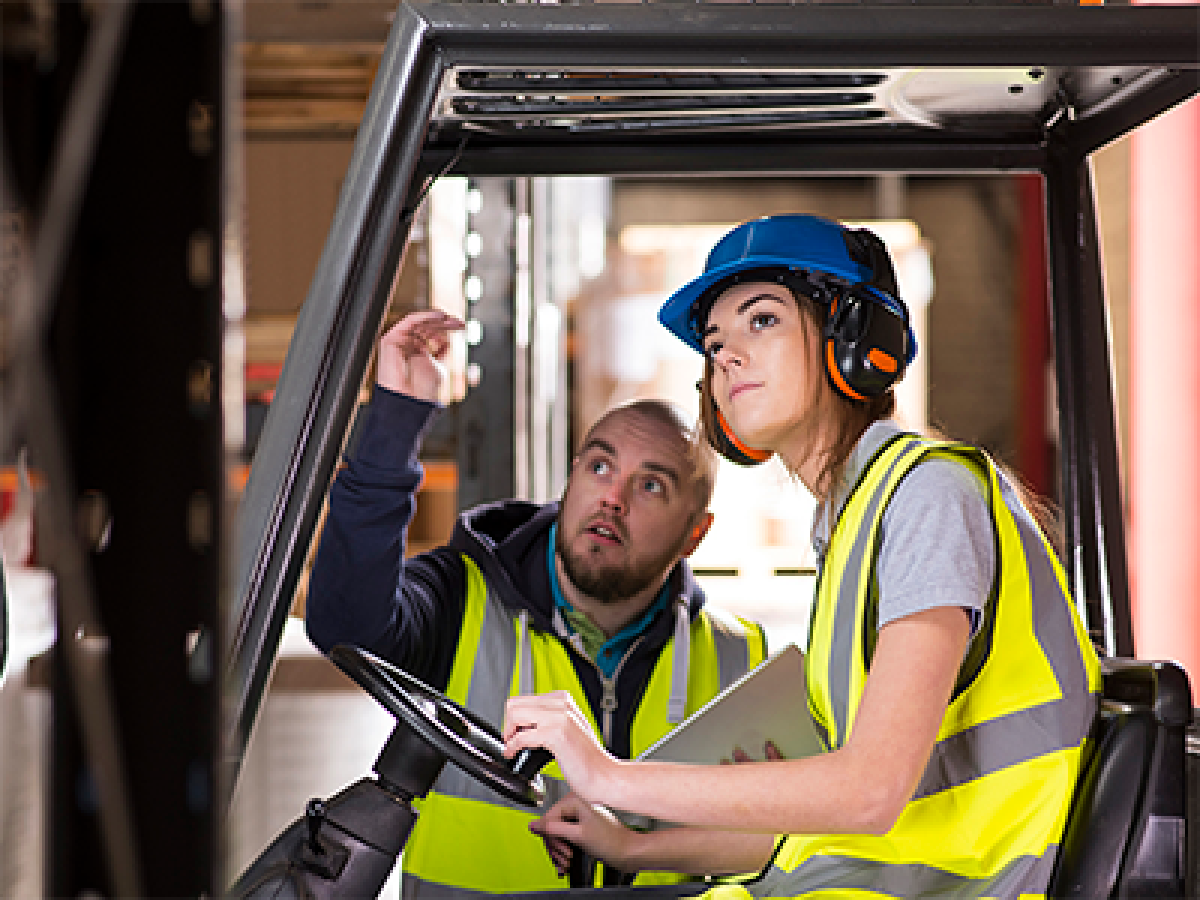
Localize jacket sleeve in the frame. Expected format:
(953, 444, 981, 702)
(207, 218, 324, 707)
(305, 385, 466, 687)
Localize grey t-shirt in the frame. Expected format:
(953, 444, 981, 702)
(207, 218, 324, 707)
(811, 421, 994, 638)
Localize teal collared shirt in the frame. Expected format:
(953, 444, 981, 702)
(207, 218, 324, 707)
(547, 522, 672, 677)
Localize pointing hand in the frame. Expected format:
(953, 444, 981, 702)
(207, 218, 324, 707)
(376, 310, 465, 402)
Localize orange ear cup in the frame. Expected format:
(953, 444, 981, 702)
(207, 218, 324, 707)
(714, 406, 772, 465)
(825, 339, 869, 402)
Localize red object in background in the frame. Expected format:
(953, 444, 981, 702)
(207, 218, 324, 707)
(0, 466, 44, 567)
(246, 361, 282, 403)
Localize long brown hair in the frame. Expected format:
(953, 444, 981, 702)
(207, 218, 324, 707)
(697, 286, 894, 498)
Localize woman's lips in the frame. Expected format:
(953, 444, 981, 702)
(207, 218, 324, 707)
(728, 381, 761, 401)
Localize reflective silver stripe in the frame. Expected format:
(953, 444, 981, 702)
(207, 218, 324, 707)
(517, 609, 534, 696)
(672, 601, 756, 723)
(429, 579, 526, 810)
(997, 469, 1093, 704)
(757, 838, 1059, 898)
(463, 589, 518, 725)
(829, 437, 922, 745)
(906, 464, 1097, 799)
(428, 582, 575, 812)
(717, 636, 742, 692)
(912, 695, 1086, 800)
(540, 771, 571, 808)
(706, 604, 753, 691)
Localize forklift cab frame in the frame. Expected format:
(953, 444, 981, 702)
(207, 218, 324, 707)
(229, 3, 1199, 897)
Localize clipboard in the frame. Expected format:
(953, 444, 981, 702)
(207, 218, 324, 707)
(611, 644, 824, 832)
(637, 643, 825, 765)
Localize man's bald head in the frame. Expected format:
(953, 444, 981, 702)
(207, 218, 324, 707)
(580, 398, 717, 512)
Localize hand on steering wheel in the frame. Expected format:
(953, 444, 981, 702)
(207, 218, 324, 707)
(329, 644, 549, 807)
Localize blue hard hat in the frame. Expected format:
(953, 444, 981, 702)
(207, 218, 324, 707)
(658, 213, 907, 356)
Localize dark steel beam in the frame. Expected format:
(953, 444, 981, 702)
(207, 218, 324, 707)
(419, 4, 1200, 70)
(226, 1, 442, 796)
(1068, 68, 1200, 159)
(1043, 136, 1134, 658)
(3, 2, 143, 891)
(4, 2, 227, 894)
(417, 135, 1052, 180)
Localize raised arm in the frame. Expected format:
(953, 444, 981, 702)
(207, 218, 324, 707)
(305, 312, 467, 681)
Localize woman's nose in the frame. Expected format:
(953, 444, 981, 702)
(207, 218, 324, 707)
(713, 344, 743, 370)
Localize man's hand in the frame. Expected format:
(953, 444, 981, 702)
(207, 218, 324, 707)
(376, 310, 465, 402)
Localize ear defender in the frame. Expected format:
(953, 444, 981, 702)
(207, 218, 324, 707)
(822, 230, 912, 402)
(709, 397, 772, 467)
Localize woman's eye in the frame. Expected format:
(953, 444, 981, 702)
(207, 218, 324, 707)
(749, 312, 779, 331)
(642, 479, 665, 496)
(704, 341, 723, 360)
(589, 459, 611, 476)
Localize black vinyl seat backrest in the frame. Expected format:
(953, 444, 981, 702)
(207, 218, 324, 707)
(1049, 658, 1192, 899)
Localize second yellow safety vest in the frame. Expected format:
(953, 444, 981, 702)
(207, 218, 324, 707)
(713, 435, 1100, 899)
(402, 554, 767, 897)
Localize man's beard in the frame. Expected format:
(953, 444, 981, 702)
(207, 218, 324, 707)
(556, 530, 680, 606)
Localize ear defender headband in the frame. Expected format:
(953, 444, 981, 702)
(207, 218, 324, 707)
(658, 215, 917, 466)
(824, 228, 913, 403)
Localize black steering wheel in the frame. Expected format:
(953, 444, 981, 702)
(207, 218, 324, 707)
(328, 644, 549, 808)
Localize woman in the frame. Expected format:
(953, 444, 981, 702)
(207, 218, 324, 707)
(504, 213, 1101, 897)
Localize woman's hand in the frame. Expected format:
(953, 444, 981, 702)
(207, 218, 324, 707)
(375, 310, 464, 402)
(530, 793, 637, 877)
(724, 740, 783, 764)
(503, 691, 619, 805)
(535, 793, 778, 879)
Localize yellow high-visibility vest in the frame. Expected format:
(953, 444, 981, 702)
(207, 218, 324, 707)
(402, 554, 767, 897)
(719, 435, 1100, 899)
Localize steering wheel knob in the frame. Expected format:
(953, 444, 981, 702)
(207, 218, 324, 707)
(512, 746, 554, 780)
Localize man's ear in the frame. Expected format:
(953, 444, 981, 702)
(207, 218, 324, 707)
(682, 511, 714, 557)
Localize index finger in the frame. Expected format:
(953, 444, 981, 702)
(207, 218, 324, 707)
(383, 310, 465, 345)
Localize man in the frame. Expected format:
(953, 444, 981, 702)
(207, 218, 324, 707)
(306, 309, 767, 896)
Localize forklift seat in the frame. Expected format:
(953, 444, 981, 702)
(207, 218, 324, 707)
(1048, 658, 1192, 899)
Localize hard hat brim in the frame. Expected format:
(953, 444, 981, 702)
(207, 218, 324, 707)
(658, 254, 862, 355)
